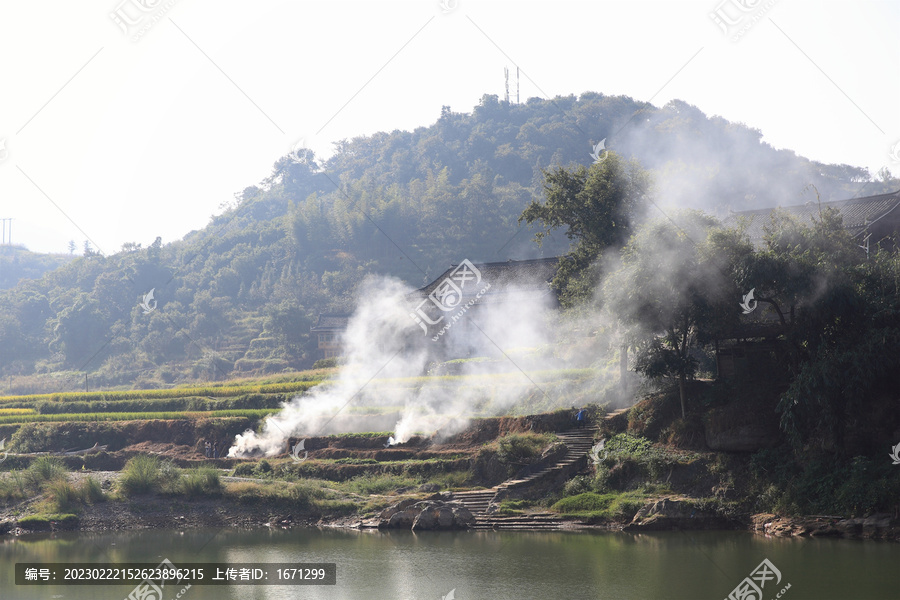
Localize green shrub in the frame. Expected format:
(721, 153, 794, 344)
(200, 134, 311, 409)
(562, 475, 592, 497)
(497, 433, 550, 464)
(232, 462, 256, 477)
(312, 358, 342, 369)
(118, 455, 161, 496)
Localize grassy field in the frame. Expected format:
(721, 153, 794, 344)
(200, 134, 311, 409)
(0, 367, 604, 451)
(0, 380, 324, 405)
(0, 408, 278, 425)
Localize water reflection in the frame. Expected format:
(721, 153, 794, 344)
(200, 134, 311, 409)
(1, 527, 897, 599)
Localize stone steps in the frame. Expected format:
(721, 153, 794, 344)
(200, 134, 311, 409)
(448, 407, 633, 529)
(448, 426, 600, 523)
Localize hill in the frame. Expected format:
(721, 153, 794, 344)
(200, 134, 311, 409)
(1, 92, 895, 388)
(0, 245, 74, 289)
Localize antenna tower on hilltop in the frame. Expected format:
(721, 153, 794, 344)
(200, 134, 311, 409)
(504, 67, 509, 103)
(0, 218, 11, 245)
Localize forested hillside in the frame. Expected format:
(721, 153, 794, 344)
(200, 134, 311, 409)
(0, 246, 73, 290)
(2, 92, 895, 390)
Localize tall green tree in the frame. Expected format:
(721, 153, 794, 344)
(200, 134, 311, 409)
(604, 211, 728, 417)
(520, 153, 651, 306)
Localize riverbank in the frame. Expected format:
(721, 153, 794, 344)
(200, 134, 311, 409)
(3, 488, 899, 543)
(3, 397, 899, 544)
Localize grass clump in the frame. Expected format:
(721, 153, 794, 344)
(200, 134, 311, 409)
(118, 455, 162, 496)
(344, 473, 418, 496)
(552, 491, 645, 521)
(0, 471, 29, 502)
(17, 513, 78, 530)
(46, 478, 80, 512)
(180, 467, 222, 499)
(497, 499, 535, 516)
(224, 479, 329, 510)
(78, 476, 106, 503)
(425, 470, 473, 490)
(26, 456, 66, 488)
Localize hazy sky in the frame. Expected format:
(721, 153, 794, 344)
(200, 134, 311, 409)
(0, 0, 897, 255)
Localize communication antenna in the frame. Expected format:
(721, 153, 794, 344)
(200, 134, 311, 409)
(0, 218, 11, 245)
(516, 67, 520, 104)
(504, 67, 509, 103)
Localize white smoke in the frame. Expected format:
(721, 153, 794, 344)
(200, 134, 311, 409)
(229, 276, 428, 457)
(228, 269, 594, 458)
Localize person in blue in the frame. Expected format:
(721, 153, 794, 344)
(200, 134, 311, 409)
(213, 440, 219, 459)
(575, 407, 586, 428)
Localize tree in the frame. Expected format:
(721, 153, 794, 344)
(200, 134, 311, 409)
(519, 153, 651, 306)
(604, 211, 727, 418)
(50, 293, 110, 367)
(67, 240, 76, 255)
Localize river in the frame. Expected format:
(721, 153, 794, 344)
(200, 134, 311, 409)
(1, 527, 897, 599)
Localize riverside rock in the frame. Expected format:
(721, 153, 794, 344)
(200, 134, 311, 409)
(624, 497, 738, 531)
(377, 500, 474, 531)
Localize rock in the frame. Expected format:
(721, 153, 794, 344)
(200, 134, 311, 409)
(624, 497, 737, 531)
(412, 508, 437, 531)
(436, 506, 455, 529)
(378, 498, 418, 522)
(378, 500, 474, 530)
(387, 509, 417, 529)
